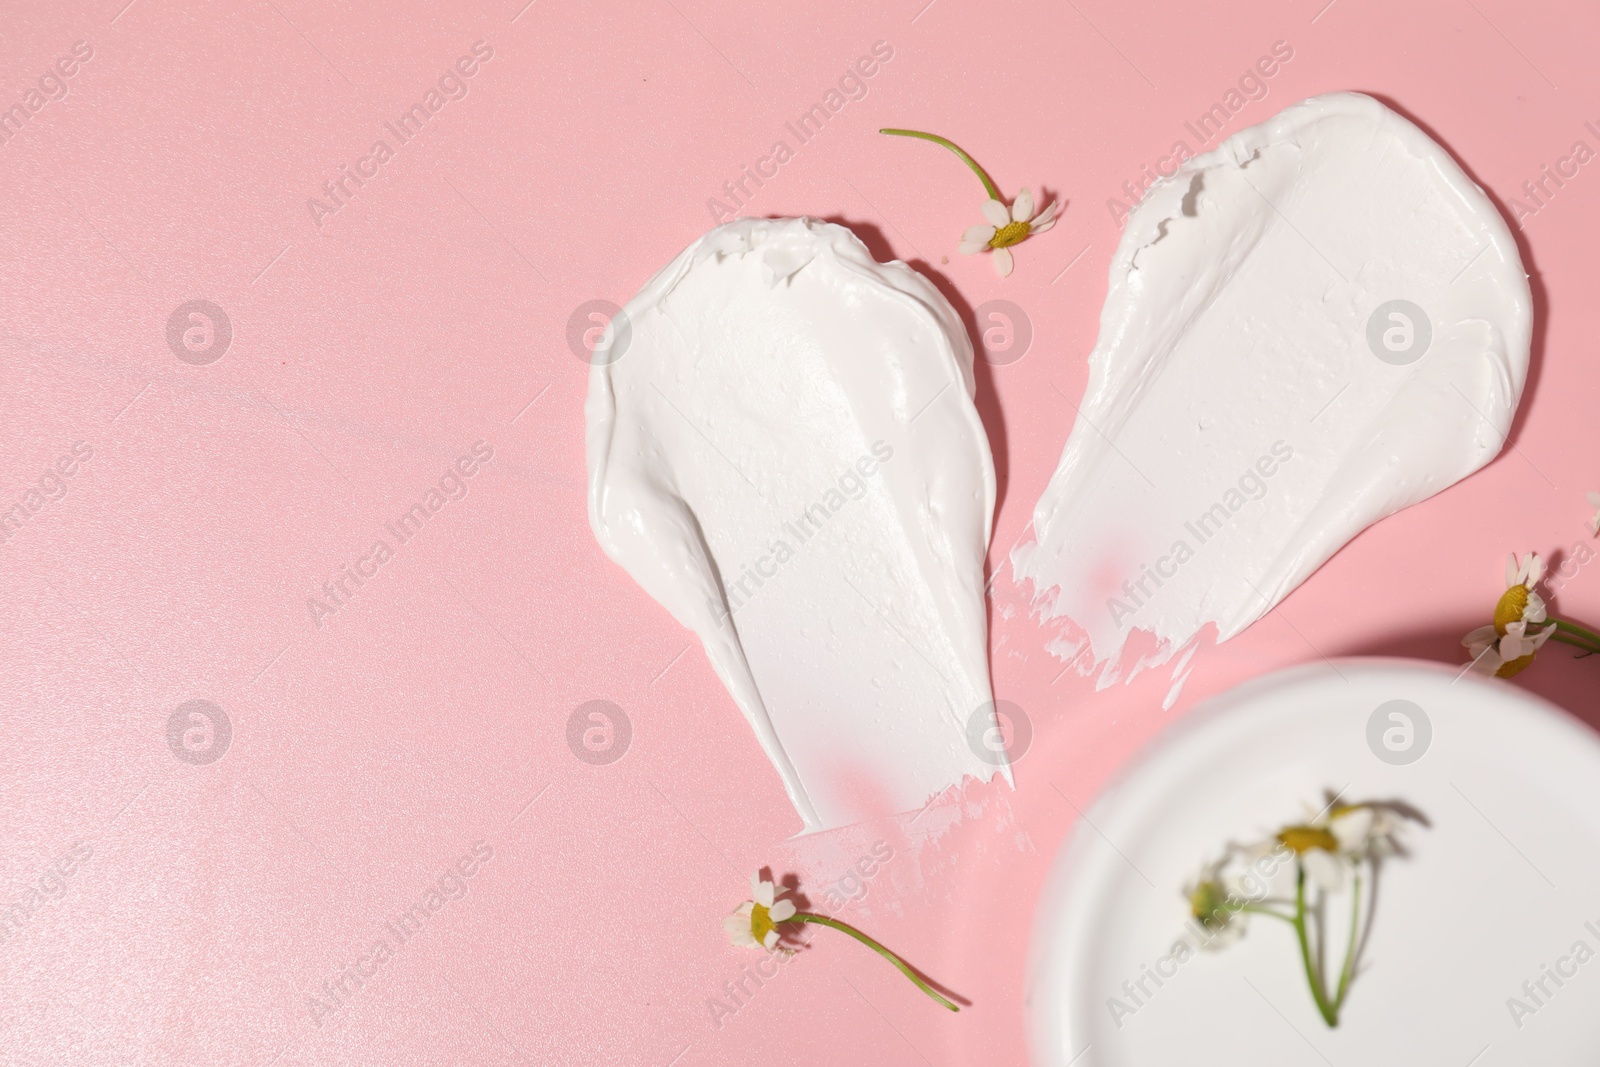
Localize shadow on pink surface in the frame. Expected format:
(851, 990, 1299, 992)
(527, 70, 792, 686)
(1333, 620, 1600, 730)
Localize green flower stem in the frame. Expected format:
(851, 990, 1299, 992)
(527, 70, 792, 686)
(1549, 618, 1600, 651)
(1549, 632, 1600, 654)
(788, 913, 959, 1012)
(1292, 867, 1340, 1027)
(1240, 903, 1297, 924)
(879, 129, 1003, 203)
(1332, 872, 1362, 1012)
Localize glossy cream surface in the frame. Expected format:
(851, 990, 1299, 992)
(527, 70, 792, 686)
(587, 217, 1003, 831)
(1014, 93, 1532, 680)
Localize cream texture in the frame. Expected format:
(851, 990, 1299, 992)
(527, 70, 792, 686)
(587, 217, 1004, 832)
(1014, 93, 1532, 679)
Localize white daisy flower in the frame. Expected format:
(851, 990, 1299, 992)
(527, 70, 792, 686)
(1185, 861, 1252, 949)
(1462, 552, 1553, 677)
(958, 188, 1059, 277)
(881, 129, 1060, 279)
(1196, 797, 1429, 1028)
(723, 872, 797, 950)
(1587, 491, 1600, 536)
(717, 865, 961, 1010)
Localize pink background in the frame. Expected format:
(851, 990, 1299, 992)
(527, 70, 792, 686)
(3, 0, 1599, 1063)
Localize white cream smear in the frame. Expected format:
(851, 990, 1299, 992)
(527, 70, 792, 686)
(587, 217, 1004, 832)
(1014, 93, 1531, 681)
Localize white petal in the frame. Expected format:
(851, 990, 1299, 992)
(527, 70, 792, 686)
(1506, 553, 1518, 587)
(762, 930, 780, 949)
(1462, 624, 1498, 647)
(958, 242, 987, 255)
(1504, 621, 1552, 655)
(1012, 188, 1034, 223)
(1301, 849, 1345, 892)
(992, 247, 1014, 277)
(750, 872, 762, 897)
(1527, 554, 1545, 586)
(963, 224, 996, 244)
(1029, 217, 1056, 235)
(1468, 639, 1505, 672)
(724, 904, 757, 946)
(1031, 200, 1059, 227)
(769, 899, 796, 922)
(1209, 912, 1248, 948)
(1524, 591, 1547, 624)
(1330, 807, 1374, 853)
(1499, 632, 1531, 659)
(1469, 650, 1503, 675)
(981, 199, 1010, 227)
(754, 881, 775, 908)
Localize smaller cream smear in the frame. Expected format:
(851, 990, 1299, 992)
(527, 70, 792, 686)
(1014, 93, 1532, 682)
(587, 218, 1005, 833)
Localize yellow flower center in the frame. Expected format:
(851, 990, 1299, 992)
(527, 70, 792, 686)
(989, 220, 1031, 248)
(1496, 653, 1536, 678)
(1277, 826, 1339, 854)
(750, 902, 776, 946)
(1189, 880, 1228, 926)
(1494, 585, 1529, 634)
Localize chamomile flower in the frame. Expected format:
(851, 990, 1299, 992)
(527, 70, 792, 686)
(1462, 552, 1553, 677)
(881, 128, 1060, 278)
(721, 869, 959, 1010)
(723, 873, 796, 950)
(1587, 491, 1600, 536)
(958, 190, 1059, 277)
(1185, 862, 1250, 948)
(1189, 796, 1426, 1028)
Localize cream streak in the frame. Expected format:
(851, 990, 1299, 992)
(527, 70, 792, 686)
(1015, 93, 1532, 681)
(587, 217, 1004, 832)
